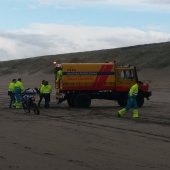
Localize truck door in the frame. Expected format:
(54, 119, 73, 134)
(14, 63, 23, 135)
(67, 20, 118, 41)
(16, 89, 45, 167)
(115, 68, 136, 91)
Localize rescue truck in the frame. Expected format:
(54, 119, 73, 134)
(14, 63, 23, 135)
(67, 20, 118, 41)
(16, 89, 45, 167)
(54, 62, 151, 108)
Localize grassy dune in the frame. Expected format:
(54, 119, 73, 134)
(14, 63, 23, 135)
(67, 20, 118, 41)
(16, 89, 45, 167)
(0, 42, 169, 75)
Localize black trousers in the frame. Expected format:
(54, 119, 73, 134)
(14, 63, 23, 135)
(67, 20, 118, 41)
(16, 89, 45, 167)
(8, 92, 15, 108)
(38, 93, 44, 107)
(43, 93, 51, 108)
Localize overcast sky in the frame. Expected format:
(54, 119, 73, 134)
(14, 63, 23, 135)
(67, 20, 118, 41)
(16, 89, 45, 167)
(0, 0, 170, 61)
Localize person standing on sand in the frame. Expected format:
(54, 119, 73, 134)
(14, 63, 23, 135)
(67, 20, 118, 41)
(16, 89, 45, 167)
(55, 64, 63, 89)
(38, 80, 46, 107)
(117, 81, 140, 119)
(8, 79, 16, 108)
(14, 78, 24, 109)
(41, 81, 52, 108)
(55, 64, 63, 100)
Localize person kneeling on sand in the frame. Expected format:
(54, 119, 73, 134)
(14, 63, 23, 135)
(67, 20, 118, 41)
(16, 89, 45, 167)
(117, 81, 140, 119)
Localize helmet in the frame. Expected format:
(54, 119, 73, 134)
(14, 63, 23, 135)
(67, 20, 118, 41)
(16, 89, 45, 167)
(57, 64, 62, 68)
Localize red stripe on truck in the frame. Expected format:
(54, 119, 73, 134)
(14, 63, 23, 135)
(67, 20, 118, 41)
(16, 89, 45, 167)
(93, 64, 113, 87)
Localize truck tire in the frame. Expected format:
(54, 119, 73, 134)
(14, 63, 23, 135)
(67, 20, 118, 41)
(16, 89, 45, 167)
(74, 93, 91, 108)
(117, 98, 127, 107)
(67, 97, 75, 107)
(117, 93, 128, 107)
(137, 93, 144, 107)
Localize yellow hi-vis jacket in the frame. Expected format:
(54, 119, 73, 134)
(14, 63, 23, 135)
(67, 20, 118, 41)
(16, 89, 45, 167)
(39, 84, 44, 93)
(8, 82, 16, 92)
(129, 83, 139, 97)
(14, 81, 24, 92)
(56, 70, 63, 82)
(41, 85, 52, 94)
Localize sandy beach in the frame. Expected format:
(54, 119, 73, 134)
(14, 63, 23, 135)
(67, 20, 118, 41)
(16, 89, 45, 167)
(0, 70, 170, 170)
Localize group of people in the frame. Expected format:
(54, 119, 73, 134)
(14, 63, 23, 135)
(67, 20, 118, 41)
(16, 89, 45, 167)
(8, 78, 52, 109)
(7, 63, 62, 109)
(8, 78, 24, 109)
(8, 75, 140, 118)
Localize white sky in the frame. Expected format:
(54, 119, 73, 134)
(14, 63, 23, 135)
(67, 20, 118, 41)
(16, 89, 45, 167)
(0, 0, 170, 60)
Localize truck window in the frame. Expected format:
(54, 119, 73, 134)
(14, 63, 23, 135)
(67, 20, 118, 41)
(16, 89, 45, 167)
(120, 70, 124, 78)
(118, 70, 134, 79)
(125, 70, 134, 79)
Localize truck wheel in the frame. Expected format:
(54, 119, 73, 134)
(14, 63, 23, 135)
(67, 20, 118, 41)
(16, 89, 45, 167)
(67, 97, 75, 107)
(117, 93, 128, 107)
(117, 98, 127, 107)
(137, 94, 144, 107)
(74, 94, 91, 108)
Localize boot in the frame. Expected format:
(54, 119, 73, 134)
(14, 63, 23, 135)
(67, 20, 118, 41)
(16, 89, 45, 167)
(117, 108, 126, 117)
(15, 101, 21, 109)
(133, 109, 139, 118)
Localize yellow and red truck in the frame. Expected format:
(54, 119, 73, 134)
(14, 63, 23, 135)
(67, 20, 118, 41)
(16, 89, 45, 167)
(54, 62, 151, 107)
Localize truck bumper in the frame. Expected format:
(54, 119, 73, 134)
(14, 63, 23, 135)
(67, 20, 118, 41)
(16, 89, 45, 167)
(143, 91, 152, 100)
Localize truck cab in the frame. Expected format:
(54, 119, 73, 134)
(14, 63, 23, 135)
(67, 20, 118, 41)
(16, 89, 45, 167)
(115, 66, 151, 107)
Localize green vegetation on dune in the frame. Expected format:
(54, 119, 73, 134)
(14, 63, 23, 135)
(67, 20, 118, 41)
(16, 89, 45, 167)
(0, 42, 170, 75)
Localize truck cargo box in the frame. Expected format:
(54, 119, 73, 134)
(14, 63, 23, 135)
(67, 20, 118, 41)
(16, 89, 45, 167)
(62, 63, 116, 91)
